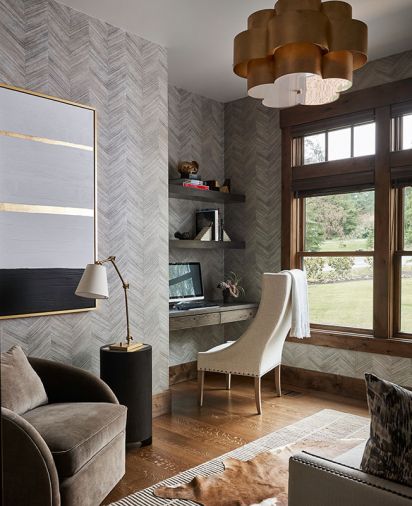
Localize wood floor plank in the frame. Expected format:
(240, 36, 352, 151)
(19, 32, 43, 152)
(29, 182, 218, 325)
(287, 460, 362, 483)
(102, 375, 369, 505)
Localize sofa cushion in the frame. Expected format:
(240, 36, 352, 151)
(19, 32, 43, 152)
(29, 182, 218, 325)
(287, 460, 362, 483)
(0, 345, 48, 415)
(334, 442, 366, 468)
(23, 402, 127, 478)
(361, 373, 412, 486)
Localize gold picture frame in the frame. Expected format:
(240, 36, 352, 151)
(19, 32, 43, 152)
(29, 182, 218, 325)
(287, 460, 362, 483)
(0, 83, 98, 319)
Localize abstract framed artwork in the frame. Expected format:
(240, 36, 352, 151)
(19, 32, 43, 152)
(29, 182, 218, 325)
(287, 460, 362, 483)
(0, 84, 97, 319)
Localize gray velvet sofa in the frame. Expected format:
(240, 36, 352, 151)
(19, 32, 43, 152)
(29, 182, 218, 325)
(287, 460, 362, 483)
(289, 443, 412, 506)
(1, 357, 127, 506)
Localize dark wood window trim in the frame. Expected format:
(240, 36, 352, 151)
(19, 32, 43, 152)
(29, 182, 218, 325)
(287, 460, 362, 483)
(281, 78, 412, 358)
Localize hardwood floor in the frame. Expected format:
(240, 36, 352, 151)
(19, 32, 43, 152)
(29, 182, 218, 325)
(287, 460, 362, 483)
(103, 374, 369, 504)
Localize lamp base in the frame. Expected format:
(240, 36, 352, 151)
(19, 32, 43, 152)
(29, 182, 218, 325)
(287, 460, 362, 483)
(109, 341, 144, 352)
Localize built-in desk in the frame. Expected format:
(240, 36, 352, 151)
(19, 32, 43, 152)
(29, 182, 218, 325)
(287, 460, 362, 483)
(169, 302, 258, 331)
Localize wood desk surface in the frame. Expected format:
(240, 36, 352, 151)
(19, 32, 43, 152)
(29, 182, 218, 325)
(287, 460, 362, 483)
(169, 302, 258, 317)
(169, 302, 258, 331)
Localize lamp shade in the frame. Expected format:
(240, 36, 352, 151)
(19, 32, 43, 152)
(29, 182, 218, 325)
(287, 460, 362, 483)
(75, 263, 109, 299)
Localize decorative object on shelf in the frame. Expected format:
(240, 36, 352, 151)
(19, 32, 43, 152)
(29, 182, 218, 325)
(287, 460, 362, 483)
(204, 179, 221, 191)
(174, 231, 192, 240)
(233, 0, 368, 108)
(0, 84, 96, 319)
(218, 272, 245, 303)
(75, 256, 143, 352)
(220, 218, 224, 241)
(222, 230, 232, 242)
(195, 226, 213, 241)
(220, 178, 231, 193)
(196, 209, 220, 241)
(178, 160, 200, 179)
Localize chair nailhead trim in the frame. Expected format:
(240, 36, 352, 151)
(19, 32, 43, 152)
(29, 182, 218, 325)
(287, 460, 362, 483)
(291, 457, 412, 500)
(198, 367, 257, 377)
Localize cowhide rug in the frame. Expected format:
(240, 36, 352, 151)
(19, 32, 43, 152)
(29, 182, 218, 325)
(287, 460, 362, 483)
(154, 437, 363, 506)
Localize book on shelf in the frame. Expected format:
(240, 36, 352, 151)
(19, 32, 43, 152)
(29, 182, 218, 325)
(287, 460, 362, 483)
(170, 178, 204, 185)
(183, 183, 209, 190)
(196, 209, 220, 241)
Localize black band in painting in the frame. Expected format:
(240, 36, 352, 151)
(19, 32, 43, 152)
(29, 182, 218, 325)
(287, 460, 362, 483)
(0, 268, 96, 317)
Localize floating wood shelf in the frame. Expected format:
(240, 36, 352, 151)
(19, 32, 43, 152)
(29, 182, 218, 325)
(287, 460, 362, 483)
(169, 240, 245, 250)
(169, 185, 245, 203)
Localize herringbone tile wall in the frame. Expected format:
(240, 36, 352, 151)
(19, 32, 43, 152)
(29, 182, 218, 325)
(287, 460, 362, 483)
(224, 51, 412, 386)
(0, 0, 169, 394)
(169, 85, 226, 365)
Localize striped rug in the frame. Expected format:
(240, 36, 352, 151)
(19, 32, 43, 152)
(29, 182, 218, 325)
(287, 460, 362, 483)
(110, 409, 369, 506)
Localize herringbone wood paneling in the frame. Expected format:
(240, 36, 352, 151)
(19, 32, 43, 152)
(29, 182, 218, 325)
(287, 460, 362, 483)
(0, 0, 169, 394)
(224, 51, 412, 387)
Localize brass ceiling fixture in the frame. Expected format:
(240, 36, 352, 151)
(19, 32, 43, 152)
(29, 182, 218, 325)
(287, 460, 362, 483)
(233, 0, 368, 108)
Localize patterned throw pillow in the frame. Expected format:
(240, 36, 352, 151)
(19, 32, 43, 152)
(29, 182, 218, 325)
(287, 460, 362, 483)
(361, 373, 412, 486)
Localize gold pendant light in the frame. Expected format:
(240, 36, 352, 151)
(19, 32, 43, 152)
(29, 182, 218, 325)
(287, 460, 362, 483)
(233, 0, 367, 108)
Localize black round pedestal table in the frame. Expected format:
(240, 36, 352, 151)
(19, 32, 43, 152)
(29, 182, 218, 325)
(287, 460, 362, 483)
(100, 345, 152, 446)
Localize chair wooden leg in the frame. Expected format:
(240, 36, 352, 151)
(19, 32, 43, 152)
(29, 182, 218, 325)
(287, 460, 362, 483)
(254, 377, 262, 415)
(198, 371, 205, 407)
(275, 365, 281, 397)
(226, 373, 231, 390)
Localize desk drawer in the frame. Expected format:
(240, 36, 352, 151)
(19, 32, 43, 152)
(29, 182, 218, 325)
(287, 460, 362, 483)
(170, 312, 221, 331)
(220, 308, 257, 324)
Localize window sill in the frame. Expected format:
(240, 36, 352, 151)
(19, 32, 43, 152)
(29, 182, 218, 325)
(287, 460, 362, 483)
(286, 329, 412, 358)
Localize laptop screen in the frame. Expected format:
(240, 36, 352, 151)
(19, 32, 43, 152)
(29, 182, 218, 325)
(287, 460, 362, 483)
(169, 262, 204, 302)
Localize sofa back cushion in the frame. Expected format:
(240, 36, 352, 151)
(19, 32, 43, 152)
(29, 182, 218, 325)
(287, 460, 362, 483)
(1, 345, 48, 415)
(361, 373, 412, 486)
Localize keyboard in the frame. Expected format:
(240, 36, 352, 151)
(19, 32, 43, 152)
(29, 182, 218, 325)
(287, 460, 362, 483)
(173, 301, 220, 311)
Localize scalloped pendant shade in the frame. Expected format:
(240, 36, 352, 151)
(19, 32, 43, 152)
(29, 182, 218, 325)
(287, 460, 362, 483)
(233, 0, 367, 108)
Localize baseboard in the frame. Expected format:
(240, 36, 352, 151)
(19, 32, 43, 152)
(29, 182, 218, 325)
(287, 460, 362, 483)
(281, 365, 367, 402)
(170, 361, 197, 385)
(169, 361, 368, 401)
(152, 389, 171, 417)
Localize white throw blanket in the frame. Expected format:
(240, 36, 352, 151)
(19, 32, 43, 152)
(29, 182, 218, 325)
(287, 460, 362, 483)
(283, 269, 310, 339)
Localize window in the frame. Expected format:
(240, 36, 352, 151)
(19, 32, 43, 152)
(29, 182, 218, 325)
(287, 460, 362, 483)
(402, 114, 412, 150)
(353, 123, 376, 157)
(301, 122, 375, 166)
(281, 79, 412, 349)
(391, 113, 412, 151)
(301, 192, 374, 330)
(400, 187, 412, 334)
(304, 133, 325, 164)
(328, 128, 351, 161)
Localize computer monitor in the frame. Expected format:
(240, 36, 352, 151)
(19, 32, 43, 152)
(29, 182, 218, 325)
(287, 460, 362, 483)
(169, 262, 204, 303)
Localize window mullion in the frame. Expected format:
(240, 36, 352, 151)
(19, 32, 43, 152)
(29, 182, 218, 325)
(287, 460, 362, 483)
(373, 106, 394, 338)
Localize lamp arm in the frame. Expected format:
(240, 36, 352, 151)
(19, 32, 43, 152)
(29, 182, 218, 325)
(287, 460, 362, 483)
(97, 256, 132, 345)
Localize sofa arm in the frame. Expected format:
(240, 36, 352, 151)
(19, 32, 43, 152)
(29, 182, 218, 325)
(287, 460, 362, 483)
(28, 357, 118, 404)
(288, 452, 412, 506)
(1, 407, 61, 506)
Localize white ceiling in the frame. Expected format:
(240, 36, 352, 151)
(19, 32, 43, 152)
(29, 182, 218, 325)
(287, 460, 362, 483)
(58, 0, 412, 103)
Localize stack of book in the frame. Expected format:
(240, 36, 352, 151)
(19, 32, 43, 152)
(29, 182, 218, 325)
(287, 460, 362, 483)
(170, 178, 209, 191)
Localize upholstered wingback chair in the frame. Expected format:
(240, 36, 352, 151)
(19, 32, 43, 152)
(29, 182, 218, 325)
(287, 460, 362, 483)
(198, 272, 292, 414)
(1, 354, 127, 506)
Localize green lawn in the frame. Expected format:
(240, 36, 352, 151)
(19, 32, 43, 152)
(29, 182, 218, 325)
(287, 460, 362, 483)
(309, 278, 412, 332)
(318, 238, 370, 252)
